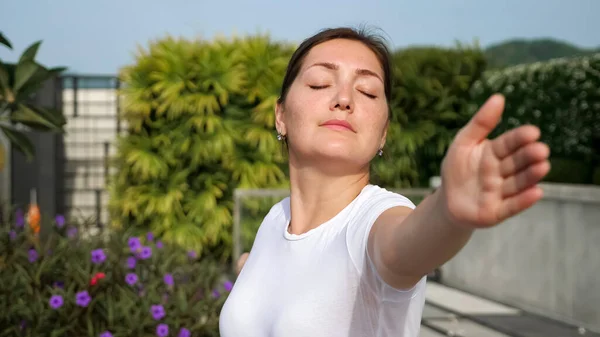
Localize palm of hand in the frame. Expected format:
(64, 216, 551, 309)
(439, 94, 551, 229)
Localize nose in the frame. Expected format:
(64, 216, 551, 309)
(329, 85, 354, 113)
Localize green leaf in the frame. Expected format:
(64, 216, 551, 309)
(19, 41, 42, 63)
(0, 32, 12, 49)
(87, 314, 94, 337)
(0, 124, 35, 160)
(11, 103, 65, 131)
(0, 142, 4, 170)
(12, 64, 65, 101)
(13, 60, 39, 93)
(0, 61, 12, 101)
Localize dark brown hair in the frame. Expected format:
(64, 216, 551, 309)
(277, 26, 393, 106)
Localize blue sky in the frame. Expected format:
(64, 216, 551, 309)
(1, 0, 598, 75)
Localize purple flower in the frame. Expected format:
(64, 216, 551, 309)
(125, 273, 138, 286)
(53, 281, 64, 289)
(156, 324, 169, 337)
(75, 290, 91, 307)
(99, 331, 113, 337)
(55, 214, 65, 228)
(128, 237, 142, 252)
(188, 251, 197, 259)
(178, 328, 191, 337)
(28, 249, 38, 263)
(91, 249, 106, 264)
(126, 256, 136, 269)
(212, 289, 220, 298)
(146, 232, 154, 241)
(9, 230, 16, 240)
(15, 209, 24, 227)
(150, 304, 166, 320)
(223, 280, 233, 292)
(156, 241, 163, 249)
(67, 226, 77, 238)
(163, 273, 174, 286)
(49, 295, 63, 309)
(138, 246, 152, 260)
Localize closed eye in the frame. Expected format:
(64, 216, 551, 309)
(309, 85, 377, 99)
(360, 91, 377, 99)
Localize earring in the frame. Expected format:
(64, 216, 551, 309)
(378, 148, 383, 157)
(277, 132, 285, 141)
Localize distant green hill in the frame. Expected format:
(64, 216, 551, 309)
(484, 38, 600, 68)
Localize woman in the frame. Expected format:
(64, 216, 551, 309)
(219, 27, 550, 337)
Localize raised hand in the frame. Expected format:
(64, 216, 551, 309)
(439, 94, 551, 229)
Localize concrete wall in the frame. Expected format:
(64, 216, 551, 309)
(440, 182, 600, 332)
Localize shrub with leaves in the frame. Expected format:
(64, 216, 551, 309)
(470, 53, 600, 184)
(0, 32, 67, 169)
(108, 35, 295, 260)
(0, 209, 232, 337)
(371, 44, 487, 187)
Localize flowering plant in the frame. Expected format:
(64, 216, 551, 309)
(0, 209, 233, 336)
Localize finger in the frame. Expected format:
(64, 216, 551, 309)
(502, 160, 551, 198)
(500, 141, 550, 177)
(491, 125, 541, 159)
(456, 94, 505, 145)
(498, 185, 544, 221)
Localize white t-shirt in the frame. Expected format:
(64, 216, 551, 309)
(219, 184, 427, 337)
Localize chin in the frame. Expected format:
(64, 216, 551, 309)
(314, 147, 371, 168)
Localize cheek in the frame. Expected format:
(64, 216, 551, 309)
(283, 95, 320, 134)
(361, 107, 388, 134)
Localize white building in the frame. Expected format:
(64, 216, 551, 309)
(60, 75, 123, 226)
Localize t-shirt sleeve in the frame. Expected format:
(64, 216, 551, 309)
(345, 187, 426, 302)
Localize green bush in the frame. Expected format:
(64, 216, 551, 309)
(470, 53, 600, 184)
(370, 45, 487, 187)
(0, 209, 230, 336)
(108, 35, 295, 259)
(108, 34, 492, 257)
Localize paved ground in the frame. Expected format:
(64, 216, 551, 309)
(421, 282, 599, 337)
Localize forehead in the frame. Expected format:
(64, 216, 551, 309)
(301, 39, 384, 76)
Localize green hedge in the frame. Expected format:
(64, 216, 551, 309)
(0, 211, 229, 336)
(470, 53, 600, 184)
(109, 35, 295, 259)
(371, 45, 487, 188)
(109, 35, 488, 258)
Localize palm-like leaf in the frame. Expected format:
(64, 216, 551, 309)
(110, 35, 293, 259)
(0, 32, 66, 168)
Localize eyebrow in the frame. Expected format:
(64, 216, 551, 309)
(308, 62, 383, 83)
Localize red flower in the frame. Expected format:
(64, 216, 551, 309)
(90, 272, 106, 286)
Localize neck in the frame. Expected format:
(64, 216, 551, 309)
(286, 156, 370, 235)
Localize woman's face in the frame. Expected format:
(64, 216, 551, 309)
(276, 38, 389, 170)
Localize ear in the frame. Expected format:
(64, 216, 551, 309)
(275, 100, 287, 136)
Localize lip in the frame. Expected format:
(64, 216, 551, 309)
(320, 119, 356, 132)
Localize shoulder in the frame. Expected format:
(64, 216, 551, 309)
(358, 185, 417, 215)
(346, 184, 415, 241)
(256, 196, 291, 232)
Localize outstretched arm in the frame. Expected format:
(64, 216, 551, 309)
(368, 94, 551, 289)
